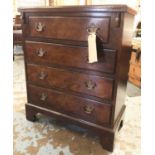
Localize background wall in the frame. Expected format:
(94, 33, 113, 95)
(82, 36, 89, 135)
(13, 0, 140, 13)
(49, 0, 140, 9)
(13, 0, 141, 28)
(13, 0, 48, 16)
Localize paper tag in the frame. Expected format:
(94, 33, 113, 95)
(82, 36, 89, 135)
(88, 32, 98, 63)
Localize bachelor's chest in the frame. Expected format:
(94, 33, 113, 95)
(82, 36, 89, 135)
(19, 5, 136, 152)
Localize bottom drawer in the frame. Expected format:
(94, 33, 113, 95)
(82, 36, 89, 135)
(28, 84, 112, 126)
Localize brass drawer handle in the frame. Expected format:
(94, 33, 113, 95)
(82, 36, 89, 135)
(35, 22, 45, 32)
(36, 48, 46, 57)
(84, 105, 94, 114)
(85, 80, 96, 90)
(40, 92, 48, 101)
(38, 71, 47, 80)
(87, 24, 104, 42)
(87, 23, 99, 34)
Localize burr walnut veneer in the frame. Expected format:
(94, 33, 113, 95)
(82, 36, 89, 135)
(19, 5, 136, 152)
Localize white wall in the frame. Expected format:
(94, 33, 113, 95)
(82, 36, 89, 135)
(13, 0, 47, 16)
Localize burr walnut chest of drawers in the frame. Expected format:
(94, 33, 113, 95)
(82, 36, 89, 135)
(19, 5, 136, 152)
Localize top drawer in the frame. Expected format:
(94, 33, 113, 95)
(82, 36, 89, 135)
(26, 16, 110, 43)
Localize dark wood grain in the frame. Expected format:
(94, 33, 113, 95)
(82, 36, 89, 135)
(28, 84, 112, 126)
(27, 16, 110, 43)
(112, 13, 135, 124)
(27, 64, 114, 100)
(25, 41, 117, 74)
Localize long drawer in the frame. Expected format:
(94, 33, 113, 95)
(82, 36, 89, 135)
(28, 84, 112, 125)
(27, 64, 114, 100)
(26, 16, 110, 43)
(25, 41, 117, 74)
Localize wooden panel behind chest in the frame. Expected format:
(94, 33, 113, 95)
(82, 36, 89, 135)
(128, 39, 141, 87)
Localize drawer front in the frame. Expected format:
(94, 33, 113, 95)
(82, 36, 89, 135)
(25, 42, 116, 74)
(28, 84, 112, 125)
(27, 64, 114, 100)
(27, 16, 110, 43)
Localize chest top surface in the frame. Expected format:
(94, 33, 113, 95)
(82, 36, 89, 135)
(19, 5, 136, 15)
